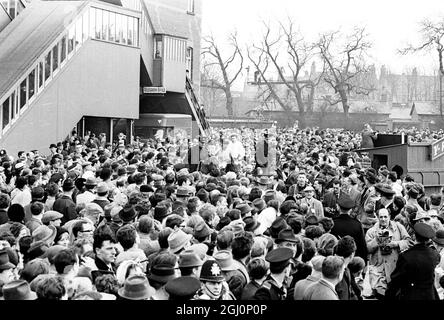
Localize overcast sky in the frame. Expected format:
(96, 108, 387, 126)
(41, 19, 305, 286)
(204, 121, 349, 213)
(202, 0, 444, 90)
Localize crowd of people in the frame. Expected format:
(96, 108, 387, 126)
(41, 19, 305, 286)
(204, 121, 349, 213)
(0, 124, 443, 301)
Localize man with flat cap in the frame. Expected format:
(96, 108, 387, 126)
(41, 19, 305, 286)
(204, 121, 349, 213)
(386, 222, 441, 300)
(253, 247, 293, 300)
(330, 193, 368, 263)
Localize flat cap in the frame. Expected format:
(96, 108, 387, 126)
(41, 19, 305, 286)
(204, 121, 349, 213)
(414, 222, 435, 239)
(337, 193, 354, 210)
(165, 276, 201, 299)
(41, 211, 63, 224)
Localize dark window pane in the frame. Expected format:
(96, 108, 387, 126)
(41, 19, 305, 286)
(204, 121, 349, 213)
(60, 36, 67, 63)
(52, 44, 59, 72)
(19, 79, 26, 109)
(68, 26, 75, 54)
(38, 61, 44, 88)
(2, 97, 9, 129)
(44, 52, 51, 82)
(28, 69, 35, 100)
(10, 91, 15, 120)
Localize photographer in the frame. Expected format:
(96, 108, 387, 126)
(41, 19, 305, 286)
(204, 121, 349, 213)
(365, 208, 412, 299)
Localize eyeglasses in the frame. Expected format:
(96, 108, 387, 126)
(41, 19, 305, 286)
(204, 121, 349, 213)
(80, 229, 94, 233)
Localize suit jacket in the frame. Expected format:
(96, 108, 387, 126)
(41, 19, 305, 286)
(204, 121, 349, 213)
(253, 275, 287, 300)
(344, 187, 362, 217)
(386, 243, 440, 300)
(322, 191, 340, 218)
(241, 280, 262, 300)
(302, 278, 339, 300)
(331, 214, 368, 263)
(300, 198, 324, 219)
(53, 195, 77, 225)
(293, 275, 319, 300)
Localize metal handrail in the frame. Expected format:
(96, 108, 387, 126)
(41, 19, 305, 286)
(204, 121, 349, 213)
(185, 77, 210, 131)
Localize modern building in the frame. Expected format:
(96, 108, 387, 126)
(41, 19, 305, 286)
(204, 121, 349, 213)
(0, 0, 208, 155)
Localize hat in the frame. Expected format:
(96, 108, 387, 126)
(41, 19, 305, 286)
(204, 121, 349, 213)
(275, 229, 298, 243)
(62, 178, 75, 190)
(193, 221, 211, 239)
(2, 280, 37, 300)
(257, 176, 272, 186)
(433, 229, 444, 246)
(205, 183, 217, 192)
(186, 243, 209, 260)
(269, 218, 288, 239)
(414, 222, 435, 239)
(263, 190, 276, 203)
(168, 229, 192, 254)
(413, 211, 431, 221)
(0, 249, 14, 270)
(265, 247, 293, 269)
(118, 205, 137, 223)
(118, 275, 155, 300)
(213, 250, 236, 271)
(236, 203, 252, 216)
(84, 177, 97, 187)
(165, 276, 201, 300)
(176, 187, 191, 197)
(178, 251, 203, 268)
(199, 260, 225, 282)
(243, 216, 261, 232)
(375, 183, 395, 196)
(32, 225, 57, 245)
(96, 182, 109, 194)
(41, 211, 63, 224)
(154, 205, 169, 221)
(337, 193, 354, 210)
(126, 165, 137, 174)
(252, 198, 266, 212)
(303, 186, 315, 192)
(140, 185, 154, 193)
(148, 264, 176, 284)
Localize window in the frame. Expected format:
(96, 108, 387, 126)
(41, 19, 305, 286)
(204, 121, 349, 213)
(102, 10, 108, 41)
(154, 37, 162, 59)
(8, 0, 15, 18)
(38, 61, 44, 89)
(76, 16, 83, 48)
(52, 44, 59, 73)
(44, 51, 51, 82)
(121, 15, 127, 44)
(187, 0, 194, 13)
(28, 69, 35, 101)
(10, 91, 16, 120)
(68, 25, 75, 55)
(95, 8, 102, 39)
(60, 36, 67, 64)
(2, 97, 9, 130)
(82, 10, 89, 43)
(19, 79, 26, 110)
(108, 12, 115, 42)
(186, 47, 193, 80)
(134, 17, 138, 46)
(115, 13, 121, 43)
(90, 7, 96, 38)
(127, 16, 134, 46)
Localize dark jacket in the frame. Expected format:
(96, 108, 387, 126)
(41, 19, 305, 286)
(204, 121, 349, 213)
(331, 214, 368, 263)
(0, 208, 8, 225)
(335, 267, 361, 300)
(386, 243, 440, 300)
(241, 280, 261, 300)
(361, 130, 377, 149)
(253, 274, 287, 300)
(94, 256, 117, 275)
(53, 194, 77, 225)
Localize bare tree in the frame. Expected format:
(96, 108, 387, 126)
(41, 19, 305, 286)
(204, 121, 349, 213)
(399, 18, 444, 117)
(246, 19, 321, 127)
(202, 33, 244, 117)
(316, 27, 374, 119)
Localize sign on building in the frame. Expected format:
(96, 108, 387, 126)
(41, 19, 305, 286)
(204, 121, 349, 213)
(430, 137, 444, 161)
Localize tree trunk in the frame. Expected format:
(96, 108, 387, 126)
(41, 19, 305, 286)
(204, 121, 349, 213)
(295, 90, 306, 128)
(225, 90, 234, 117)
(339, 89, 350, 118)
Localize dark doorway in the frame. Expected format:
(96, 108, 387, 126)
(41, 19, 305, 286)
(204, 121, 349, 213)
(372, 154, 388, 170)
